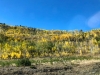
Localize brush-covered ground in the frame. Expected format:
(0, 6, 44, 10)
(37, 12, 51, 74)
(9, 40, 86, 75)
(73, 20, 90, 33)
(0, 56, 100, 75)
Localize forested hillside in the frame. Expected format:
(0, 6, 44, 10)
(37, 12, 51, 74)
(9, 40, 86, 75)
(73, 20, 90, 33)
(0, 23, 100, 59)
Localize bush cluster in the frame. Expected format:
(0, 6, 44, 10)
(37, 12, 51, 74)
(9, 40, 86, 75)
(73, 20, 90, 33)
(16, 58, 31, 66)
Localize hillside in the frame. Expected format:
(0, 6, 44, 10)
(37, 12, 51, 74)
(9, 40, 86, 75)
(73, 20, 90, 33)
(0, 23, 100, 59)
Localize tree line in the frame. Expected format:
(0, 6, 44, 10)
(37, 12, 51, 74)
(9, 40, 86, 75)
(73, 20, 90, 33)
(0, 24, 100, 59)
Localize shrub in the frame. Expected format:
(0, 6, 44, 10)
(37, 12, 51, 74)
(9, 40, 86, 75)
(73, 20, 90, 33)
(0, 61, 5, 67)
(16, 58, 31, 66)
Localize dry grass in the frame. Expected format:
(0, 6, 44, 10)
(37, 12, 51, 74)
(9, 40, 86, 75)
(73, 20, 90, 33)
(0, 56, 100, 75)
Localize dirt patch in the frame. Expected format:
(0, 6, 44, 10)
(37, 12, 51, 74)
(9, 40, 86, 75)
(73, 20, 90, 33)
(0, 60, 100, 75)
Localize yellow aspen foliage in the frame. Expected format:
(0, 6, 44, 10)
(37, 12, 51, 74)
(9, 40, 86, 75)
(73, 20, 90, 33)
(1, 24, 100, 59)
(40, 53, 44, 57)
(15, 53, 21, 58)
(26, 52, 30, 58)
(17, 37, 21, 41)
(80, 50, 82, 56)
(10, 52, 21, 59)
(44, 52, 48, 56)
(41, 37, 47, 42)
(54, 53, 60, 57)
(61, 51, 68, 56)
(4, 43, 11, 52)
(93, 39, 97, 45)
(28, 46, 35, 50)
(59, 34, 71, 40)
(11, 52, 15, 59)
(51, 36, 55, 41)
(53, 35, 59, 41)
(52, 47, 56, 52)
(1, 53, 8, 59)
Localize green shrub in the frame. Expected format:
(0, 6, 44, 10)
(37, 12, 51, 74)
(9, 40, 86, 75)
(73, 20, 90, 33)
(0, 61, 5, 67)
(16, 58, 31, 66)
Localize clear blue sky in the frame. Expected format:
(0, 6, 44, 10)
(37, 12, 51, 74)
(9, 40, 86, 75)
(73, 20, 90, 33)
(0, 0, 100, 31)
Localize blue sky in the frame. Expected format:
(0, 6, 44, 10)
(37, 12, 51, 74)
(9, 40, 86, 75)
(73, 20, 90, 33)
(0, 0, 100, 31)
